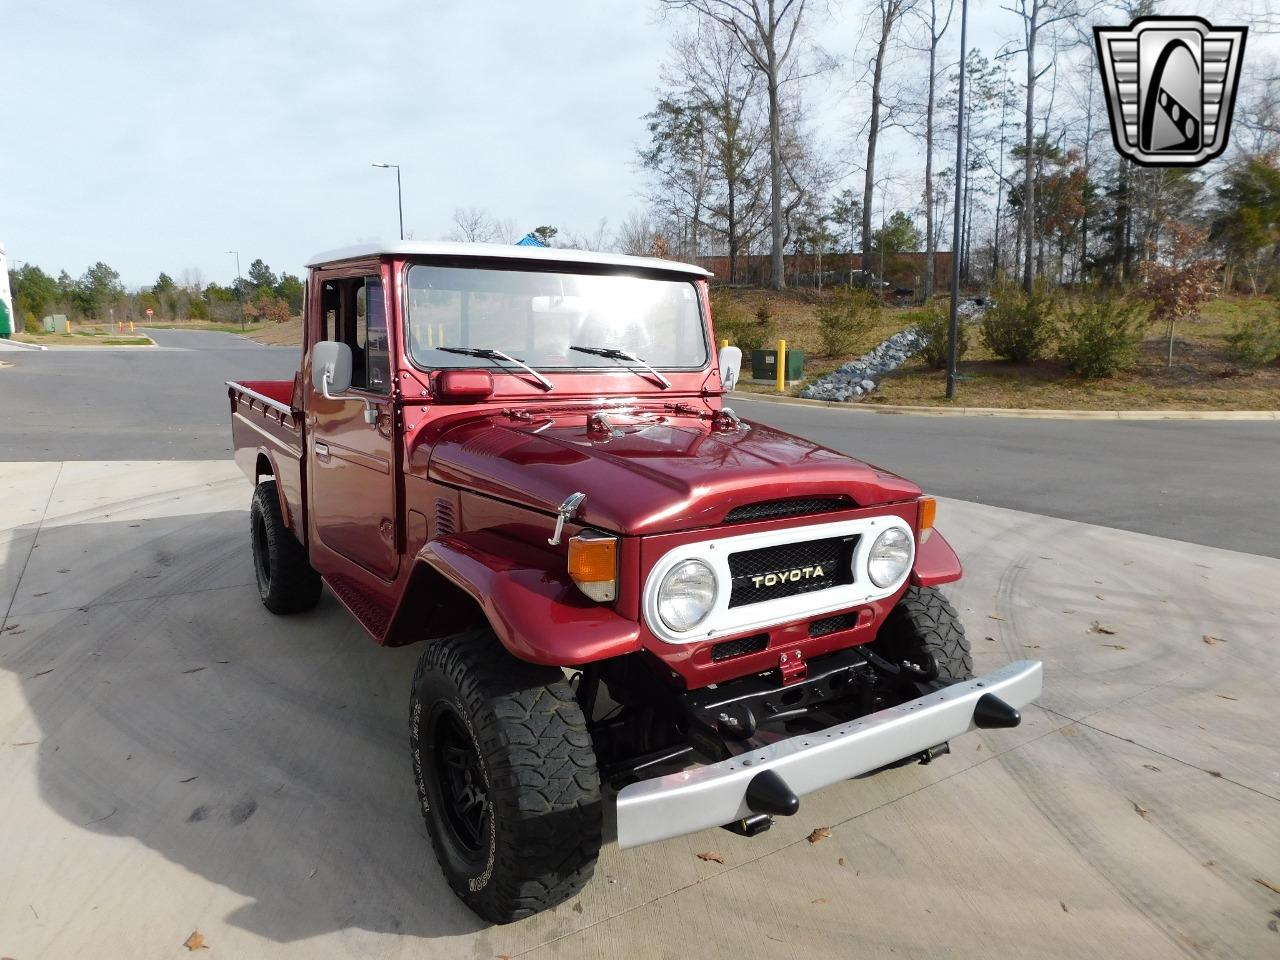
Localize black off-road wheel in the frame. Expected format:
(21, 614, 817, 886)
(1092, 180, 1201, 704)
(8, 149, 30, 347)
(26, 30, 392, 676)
(409, 628, 602, 924)
(250, 481, 322, 615)
(876, 585, 973, 683)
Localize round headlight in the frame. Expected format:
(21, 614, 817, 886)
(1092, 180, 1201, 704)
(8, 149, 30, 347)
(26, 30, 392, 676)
(657, 559, 717, 632)
(867, 527, 913, 587)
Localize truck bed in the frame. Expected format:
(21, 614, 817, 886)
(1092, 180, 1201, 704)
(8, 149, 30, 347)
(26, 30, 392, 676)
(228, 378, 306, 539)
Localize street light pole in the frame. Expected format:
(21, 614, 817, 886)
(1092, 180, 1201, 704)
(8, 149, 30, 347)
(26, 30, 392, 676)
(372, 162, 404, 240)
(227, 249, 245, 331)
(945, 0, 970, 400)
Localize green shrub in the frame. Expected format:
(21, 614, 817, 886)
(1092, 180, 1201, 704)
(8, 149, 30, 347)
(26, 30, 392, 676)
(980, 275, 1057, 362)
(914, 297, 968, 370)
(817, 287, 879, 357)
(1224, 312, 1280, 369)
(1057, 288, 1150, 379)
(712, 294, 777, 354)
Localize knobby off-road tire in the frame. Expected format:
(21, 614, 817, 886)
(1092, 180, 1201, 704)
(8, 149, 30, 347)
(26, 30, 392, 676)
(410, 628, 602, 924)
(876, 585, 973, 683)
(250, 481, 322, 615)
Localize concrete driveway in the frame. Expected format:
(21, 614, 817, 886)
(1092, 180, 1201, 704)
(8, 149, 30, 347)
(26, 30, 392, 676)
(2, 460, 1277, 959)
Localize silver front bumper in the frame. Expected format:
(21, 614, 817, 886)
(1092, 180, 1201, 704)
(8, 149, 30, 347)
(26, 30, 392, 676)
(614, 659, 1043, 848)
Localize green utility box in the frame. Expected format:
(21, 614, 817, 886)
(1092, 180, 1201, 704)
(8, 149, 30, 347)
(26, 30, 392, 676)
(751, 348, 805, 382)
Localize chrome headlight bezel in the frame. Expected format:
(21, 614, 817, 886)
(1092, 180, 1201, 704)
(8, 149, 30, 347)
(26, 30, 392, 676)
(656, 558, 718, 633)
(866, 526, 915, 588)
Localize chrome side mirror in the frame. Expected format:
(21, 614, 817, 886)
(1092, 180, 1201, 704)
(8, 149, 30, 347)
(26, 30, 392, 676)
(312, 341, 353, 397)
(718, 345, 742, 391)
(311, 340, 376, 424)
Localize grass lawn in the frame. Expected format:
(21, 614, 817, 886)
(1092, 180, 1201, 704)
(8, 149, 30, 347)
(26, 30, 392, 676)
(142, 318, 304, 346)
(720, 290, 1280, 410)
(16, 324, 153, 347)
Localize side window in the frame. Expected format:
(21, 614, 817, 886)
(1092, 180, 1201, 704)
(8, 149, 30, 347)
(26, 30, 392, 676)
(354, 277, 389, 393)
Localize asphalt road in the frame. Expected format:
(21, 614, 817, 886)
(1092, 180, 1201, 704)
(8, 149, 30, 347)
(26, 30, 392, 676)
(0, 328, 1276, 555)
(0, 328, 298, 460)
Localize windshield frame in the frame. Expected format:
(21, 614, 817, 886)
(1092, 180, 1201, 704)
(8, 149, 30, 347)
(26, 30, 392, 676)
(398, 257, 712, 378)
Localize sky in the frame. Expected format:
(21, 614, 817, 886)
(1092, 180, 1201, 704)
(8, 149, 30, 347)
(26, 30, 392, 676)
(2, 1, 1275, 288)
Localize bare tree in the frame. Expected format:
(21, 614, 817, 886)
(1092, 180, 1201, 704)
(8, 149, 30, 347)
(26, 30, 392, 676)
(661, 0, 811, 289)
(1002, 0, 1077, 291)
(565, 219, 612, 252)
(618, 210, 659, 256)
(913, 0, 954, 298)
(447, 207, 497, 243)
(492, 217, 522, 245)
(179, 267, 205, 293)
(666, 22, 770, 281)
(860, 0, 918, 287)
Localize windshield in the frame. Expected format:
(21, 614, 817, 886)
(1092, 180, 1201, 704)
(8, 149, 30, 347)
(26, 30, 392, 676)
(405, 264, 709, 372)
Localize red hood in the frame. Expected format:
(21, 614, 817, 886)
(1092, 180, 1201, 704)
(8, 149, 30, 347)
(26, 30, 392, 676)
(427, 411, 920, 535)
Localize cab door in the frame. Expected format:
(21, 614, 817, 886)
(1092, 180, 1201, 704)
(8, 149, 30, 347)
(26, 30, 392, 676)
(307, 266, 400, 581)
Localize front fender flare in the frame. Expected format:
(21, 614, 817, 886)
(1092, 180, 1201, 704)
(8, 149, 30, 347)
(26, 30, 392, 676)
(910, 528, 963, 586)
(417, 531, 642, 667)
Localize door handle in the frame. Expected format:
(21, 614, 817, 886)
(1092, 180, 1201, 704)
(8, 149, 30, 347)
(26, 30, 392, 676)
(315, 442, 330, 462)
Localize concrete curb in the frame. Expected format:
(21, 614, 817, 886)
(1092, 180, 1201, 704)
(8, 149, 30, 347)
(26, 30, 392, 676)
(728, 390, 1280, 421)
(0, 338, 49, 352)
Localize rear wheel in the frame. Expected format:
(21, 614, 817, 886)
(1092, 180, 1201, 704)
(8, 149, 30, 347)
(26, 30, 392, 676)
(876, 585, 973, 683)
(250, 481, 321, 614)
(410, 628, 602, 923)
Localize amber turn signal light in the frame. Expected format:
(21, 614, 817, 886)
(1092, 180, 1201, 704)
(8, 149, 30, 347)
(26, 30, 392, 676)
(918, 496, 936, 542)
(568, 531, 618, 602)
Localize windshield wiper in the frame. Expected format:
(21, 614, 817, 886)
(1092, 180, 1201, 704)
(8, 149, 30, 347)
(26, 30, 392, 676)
(569, 346, 671, 389)
(438, 347, 554, 390)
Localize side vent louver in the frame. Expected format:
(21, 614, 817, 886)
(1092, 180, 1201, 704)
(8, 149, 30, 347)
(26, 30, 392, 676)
(434, 498, 456, 536)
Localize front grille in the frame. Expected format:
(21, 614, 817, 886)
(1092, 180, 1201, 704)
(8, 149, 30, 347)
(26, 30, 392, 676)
(727, 535, 857, 608)
(809, 611, 858, 637)
(724, 497, 853, 524)
(710, 634, 769, 661)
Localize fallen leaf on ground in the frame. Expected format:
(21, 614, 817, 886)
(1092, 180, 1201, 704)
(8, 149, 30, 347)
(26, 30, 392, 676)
(1254, 877, 1280, 896)
(181, 667, 206, 674)
(1090, 621, 1117, 635)
(1216, 694, 1239, 701)
(1143, 764, 1160, 772)
(1131, 800, 1149, 819)
(1102, 643, 1127, 650)
(807, 827, 832, 844)
(837, 857, 846, 867)
(696, 851, 725, 864)
(183, 930, 208, 951)
(984, 636, 996, 642)
(987, 614, 1006, 621)
(1060, 900, 1069, 912)
(1202, 635, 1226, 645)
(178, 775, 198, 783)
(30, 668, 54, 678)
(1095, 594, 1105, 600)
(811, 897, 829, 905)
(12, 741, 38, 747)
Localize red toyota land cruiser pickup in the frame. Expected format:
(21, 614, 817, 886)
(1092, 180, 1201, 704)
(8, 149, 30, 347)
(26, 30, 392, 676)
(228, 242, 1042, 924)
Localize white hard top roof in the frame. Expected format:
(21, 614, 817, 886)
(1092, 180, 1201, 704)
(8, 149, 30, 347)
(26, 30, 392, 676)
(305, 241, 712, 277)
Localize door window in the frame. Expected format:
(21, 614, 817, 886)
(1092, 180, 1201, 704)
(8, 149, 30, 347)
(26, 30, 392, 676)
(321, 274, 390, 395)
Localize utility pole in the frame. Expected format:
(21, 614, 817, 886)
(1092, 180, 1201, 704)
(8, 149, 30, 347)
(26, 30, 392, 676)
(227, 250, 245, 331)
(372, 162, 404, 240)
(945, 0, 969, 400)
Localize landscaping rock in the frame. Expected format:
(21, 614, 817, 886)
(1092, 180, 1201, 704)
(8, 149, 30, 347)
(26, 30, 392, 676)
(798, 300, 989, 404)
